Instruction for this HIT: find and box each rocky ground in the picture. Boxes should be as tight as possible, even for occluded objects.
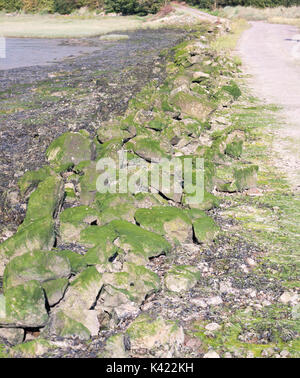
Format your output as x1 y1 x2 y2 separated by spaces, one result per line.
0 18 299 359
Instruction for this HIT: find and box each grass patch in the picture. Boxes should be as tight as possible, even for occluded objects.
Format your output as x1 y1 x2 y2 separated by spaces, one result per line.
210 18 249 52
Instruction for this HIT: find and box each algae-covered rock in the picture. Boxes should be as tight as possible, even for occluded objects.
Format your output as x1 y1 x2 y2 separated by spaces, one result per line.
234 165 258 191
57 250 87 274
225 138 243 158
46 131 91 171
0 280 48 328
78 161 98 206
127 136 170 163
186 191 219 211
126 314 184 352
59 206 100 243
165 265 200 293
0 327 24 346
42 278 69 307
24 175 64 224
18 165 52 198
95 193 136 225
101 262 160 311
110 220 172 264
97 120 136 143
170 91 213 122
102 333 128 358
134 206 193 244
0 217 55 274
82 220 171 267
45 310 90 341
11 339 56 358
193 216 219 243
57 267 103 336
3 250 71 291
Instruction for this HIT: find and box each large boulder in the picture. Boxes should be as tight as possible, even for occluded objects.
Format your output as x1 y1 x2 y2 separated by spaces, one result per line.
3 250 71 291
46 131 92 171
134 206 193 244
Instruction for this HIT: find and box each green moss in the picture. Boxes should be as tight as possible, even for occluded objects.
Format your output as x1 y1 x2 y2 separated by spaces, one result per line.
225 139 243 158
3 250 71 291
127 136 170 162
11 339 55 357
165 265 200 293
23 175 64 225
134 206 192 243
59 206 100 243
234 165 259 191
18 165 52 197
42 278 69 307
193 216 220 243
50 310 91 340
222 80 242 100
57 250 87 274
46 132 91 171
0 216 55 260
1 280 48 328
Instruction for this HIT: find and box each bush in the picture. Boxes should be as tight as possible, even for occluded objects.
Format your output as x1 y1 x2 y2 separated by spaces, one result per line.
22 0 55 13
0 0 23 12
105 0 164 15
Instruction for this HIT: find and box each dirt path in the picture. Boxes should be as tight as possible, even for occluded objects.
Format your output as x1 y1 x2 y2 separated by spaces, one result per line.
238 21 300 193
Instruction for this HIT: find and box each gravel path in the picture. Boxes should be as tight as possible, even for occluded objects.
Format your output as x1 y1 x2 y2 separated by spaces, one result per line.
238 21 300 192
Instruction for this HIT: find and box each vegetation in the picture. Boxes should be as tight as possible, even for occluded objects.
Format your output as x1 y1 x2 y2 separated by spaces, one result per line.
186 0 300 10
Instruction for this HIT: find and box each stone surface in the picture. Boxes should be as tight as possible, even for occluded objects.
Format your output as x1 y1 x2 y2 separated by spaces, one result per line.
164 265 200 293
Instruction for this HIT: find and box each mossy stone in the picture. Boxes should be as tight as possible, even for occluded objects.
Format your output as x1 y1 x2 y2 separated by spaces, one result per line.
193 216 219 243
165 265 200 293
0 280 48 328
225 139 243 158
234 165 259 191
57 250 87 274
42 278 69 307
18 165 52 198
11 339 55 357
134 206 193 244
46 132 91 171
59 206 100 243
127 136 170 163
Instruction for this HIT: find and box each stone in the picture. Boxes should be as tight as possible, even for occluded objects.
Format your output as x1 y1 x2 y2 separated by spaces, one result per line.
0 281 48 328
42 278 69 307
57 250 87 274
100 262 160 312
59 206 100 243
125 314 184 351
192 71 210 82
234 165 259 191
11 339 55 357
164 265 200 293
193 216 219 243
0 327 24 346
206 296 223 306
134 206 193 244
97 120 136 143
3 250 71 291
279 291 299 305
0 217 55 275
102 334 129 358
46 131 92 171
203 350 220 358
18 165 52 198
45 310 91 341
205 322 221 332
56 267 103 336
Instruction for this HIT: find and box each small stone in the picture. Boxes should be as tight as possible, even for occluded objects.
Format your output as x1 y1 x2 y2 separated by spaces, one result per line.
205 323 221 332
206 296 223 306
0 327 24 346
203 350 220 358
279 291 298 305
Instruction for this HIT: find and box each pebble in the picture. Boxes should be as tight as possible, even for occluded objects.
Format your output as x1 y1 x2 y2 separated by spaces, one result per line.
205 323 221 332
203 351 220 358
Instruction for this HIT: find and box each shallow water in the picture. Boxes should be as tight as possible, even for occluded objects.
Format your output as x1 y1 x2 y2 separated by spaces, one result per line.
0 37 101 70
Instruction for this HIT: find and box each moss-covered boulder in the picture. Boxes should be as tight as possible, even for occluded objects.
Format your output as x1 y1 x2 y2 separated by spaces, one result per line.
125 314 184 353
0 217 55 275
225 138 243 158
101 262 160 312
57 250 87 274
3 250 71 291
23 175 64 224
0 280 48 328
10 339 56 358
42 278 69 307
185 191 220 211
95 193 136 225
18 165 52 198
57 267 103 336
193 216 219 243
234 165 258 191
77 161 98 206
0 327 24 346
135 206 193 244
170 91 213 122
44 310 91 341
46 131 92 171
127 136 170 163
110 220 172 264
59 206 100 243
102 333 128 358
164 265 200 293
97 120 136 143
